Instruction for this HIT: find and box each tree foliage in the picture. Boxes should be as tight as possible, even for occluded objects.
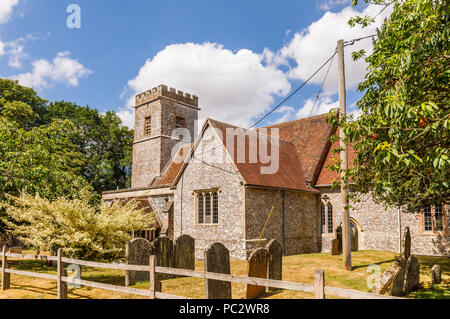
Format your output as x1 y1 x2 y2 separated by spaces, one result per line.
329 0 449 211
1 191 156 260
45 101 133 192
0 79 134 197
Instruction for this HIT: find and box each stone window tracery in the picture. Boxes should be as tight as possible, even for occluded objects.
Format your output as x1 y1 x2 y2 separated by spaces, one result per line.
321 202 334 234
196 190 219 225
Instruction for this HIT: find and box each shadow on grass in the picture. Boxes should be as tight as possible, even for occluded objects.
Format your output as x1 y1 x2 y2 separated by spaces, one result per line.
10 283 92 299
417 256 450 272
8 260 56 274
408 283 450 299
351 259 398 270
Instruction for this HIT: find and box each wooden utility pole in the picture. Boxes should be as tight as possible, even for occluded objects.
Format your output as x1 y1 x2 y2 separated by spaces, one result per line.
337 39 352 271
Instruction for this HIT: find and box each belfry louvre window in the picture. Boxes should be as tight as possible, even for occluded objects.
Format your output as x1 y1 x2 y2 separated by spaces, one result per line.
144 117 152 136
321 204 334 234
196 190 219 224
176 117 185 129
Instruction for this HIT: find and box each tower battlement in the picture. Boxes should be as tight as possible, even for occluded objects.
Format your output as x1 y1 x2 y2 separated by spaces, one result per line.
135 84 199 108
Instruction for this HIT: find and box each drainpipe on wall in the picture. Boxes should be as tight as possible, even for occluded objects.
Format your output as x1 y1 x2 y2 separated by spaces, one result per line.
398 206 402 254
282 191 287 256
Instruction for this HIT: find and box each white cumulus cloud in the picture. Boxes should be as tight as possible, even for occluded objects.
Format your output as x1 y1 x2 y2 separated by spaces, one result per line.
269 4 392 95
296 96 339 119
317 0 352 11
0 0 19 24
269 105 296 125
121 42 291 128
12 51 92 89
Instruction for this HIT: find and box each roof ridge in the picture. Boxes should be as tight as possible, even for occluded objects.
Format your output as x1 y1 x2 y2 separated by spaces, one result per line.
264 113 329 128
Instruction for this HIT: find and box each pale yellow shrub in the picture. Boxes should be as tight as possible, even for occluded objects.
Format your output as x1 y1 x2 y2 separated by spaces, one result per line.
1 191 156 260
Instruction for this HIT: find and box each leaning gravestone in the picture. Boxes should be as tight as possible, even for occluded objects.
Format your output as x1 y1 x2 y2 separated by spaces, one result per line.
350 227 358 251
431 265 441 284
266 239 282 292
246 248 269 299
403 255 420 294
376 260 403 295
154 236 175 280
174 234 195 271
336 226 343 253
125 238 153 286
205 242 231 299
391 258 406 296
331 239 340 255
402 227 411 260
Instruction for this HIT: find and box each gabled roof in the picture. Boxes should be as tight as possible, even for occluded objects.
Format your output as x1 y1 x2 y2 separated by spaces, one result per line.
264 114 335 183
315 138 357 187
171 118 317 193
150 143 193 189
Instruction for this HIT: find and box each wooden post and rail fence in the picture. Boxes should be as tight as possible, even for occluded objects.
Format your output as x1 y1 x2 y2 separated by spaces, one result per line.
0 246 402 299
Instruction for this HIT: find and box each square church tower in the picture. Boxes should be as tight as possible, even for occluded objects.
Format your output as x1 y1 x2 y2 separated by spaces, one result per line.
131 85 199 188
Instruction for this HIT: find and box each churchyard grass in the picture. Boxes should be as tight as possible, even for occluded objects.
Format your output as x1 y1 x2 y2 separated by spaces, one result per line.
0 250 447 299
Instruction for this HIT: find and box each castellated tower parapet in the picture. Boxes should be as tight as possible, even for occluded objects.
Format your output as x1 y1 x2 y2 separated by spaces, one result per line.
131 84 199 189
135 84 199 109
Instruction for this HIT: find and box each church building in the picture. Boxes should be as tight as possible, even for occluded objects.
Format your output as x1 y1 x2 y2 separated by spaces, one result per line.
102 85 449 259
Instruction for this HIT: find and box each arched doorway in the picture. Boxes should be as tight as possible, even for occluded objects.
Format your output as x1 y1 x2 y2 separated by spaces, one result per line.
336 219 359 252
350 219 359 251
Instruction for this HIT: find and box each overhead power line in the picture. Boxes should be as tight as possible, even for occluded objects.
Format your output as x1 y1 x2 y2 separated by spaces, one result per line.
248 50 338 129
309 53 336 117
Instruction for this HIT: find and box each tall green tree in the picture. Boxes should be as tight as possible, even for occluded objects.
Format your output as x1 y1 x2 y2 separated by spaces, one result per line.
0 79 47 125
329 0 449 212
45 102 133 193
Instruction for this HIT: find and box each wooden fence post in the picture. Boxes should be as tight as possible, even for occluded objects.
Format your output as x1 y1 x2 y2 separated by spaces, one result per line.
149 255 156 299
1 246 10 290
314 269 325 299
57 248 67 299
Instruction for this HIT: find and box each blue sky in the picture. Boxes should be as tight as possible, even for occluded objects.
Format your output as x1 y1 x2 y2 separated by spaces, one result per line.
0 0 392 128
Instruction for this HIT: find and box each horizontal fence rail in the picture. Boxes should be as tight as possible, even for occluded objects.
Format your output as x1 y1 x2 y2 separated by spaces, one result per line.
0 246 403 300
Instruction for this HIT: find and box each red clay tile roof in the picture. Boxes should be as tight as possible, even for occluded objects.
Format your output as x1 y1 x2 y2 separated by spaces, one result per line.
264 114 335 183
315 137 357 186
151 143 193 188
207 119 317 193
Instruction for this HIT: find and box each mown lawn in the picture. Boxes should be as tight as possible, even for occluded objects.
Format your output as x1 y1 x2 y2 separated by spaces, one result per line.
0 250 448 299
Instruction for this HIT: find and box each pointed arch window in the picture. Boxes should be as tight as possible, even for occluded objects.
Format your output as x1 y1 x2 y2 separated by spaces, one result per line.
321 203 334 234
196 190 219 225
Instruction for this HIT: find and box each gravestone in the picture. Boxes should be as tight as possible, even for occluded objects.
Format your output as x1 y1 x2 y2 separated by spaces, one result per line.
403 255 420 294
246 248 269 299
377 259 403 295
350 226 358 251
391 258 406 296
331 239 340 255
336 226 343 253
266 239 282 292
174 234 195 271
402 227 411 260
204 242 231 299
431 264 441 284
154 236 174 280
125 238 153 286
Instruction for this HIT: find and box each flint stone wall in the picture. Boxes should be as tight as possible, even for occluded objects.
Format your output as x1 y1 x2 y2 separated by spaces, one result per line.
173 126 247 260
132 95 198 188
319 187 449 256
245 188 320 258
